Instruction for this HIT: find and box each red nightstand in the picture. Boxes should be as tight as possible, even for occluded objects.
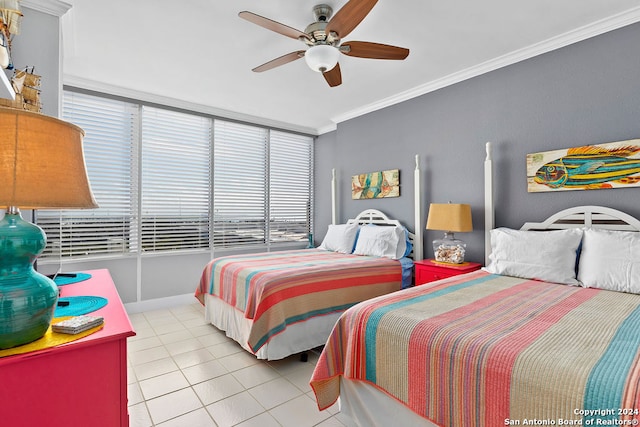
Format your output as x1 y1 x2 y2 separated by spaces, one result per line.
414 259 482 286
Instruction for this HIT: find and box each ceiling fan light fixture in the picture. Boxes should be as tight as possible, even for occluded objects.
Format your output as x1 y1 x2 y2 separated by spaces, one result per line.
304 44 339 73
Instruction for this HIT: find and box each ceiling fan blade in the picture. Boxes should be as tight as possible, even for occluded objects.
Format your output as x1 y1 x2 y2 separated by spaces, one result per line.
323 63 342 87
326 0 378 38
239 11 310 41
252 51 305 73
341 41 409 60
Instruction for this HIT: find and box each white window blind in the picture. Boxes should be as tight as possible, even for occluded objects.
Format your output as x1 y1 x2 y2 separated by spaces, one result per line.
39 92 138 258
269 131 313 243
141 107 211 252
38 90 313 260
213 121 268 247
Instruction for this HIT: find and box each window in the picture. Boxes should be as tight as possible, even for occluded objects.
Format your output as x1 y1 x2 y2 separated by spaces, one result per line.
213 121 267 247
38 92 138 258
212 122 314 248
269 130 313 244
141 107 212 252
37 90 313 260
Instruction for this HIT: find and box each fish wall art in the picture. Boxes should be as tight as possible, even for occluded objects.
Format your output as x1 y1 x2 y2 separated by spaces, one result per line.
527 139 640 192
352 169 400 199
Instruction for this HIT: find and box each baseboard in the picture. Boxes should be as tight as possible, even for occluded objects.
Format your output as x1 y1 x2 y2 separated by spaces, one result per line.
124 293 197 314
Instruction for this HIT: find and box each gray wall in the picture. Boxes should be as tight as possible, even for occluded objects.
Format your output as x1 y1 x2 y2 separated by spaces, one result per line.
10 7 61 116
314 22 640 264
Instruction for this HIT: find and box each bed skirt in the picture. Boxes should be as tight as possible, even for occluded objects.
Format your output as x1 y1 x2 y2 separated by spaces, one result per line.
204 294 341 360
338 378 438 427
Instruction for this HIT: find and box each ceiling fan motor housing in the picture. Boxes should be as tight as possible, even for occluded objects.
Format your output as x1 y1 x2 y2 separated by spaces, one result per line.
304 5 339 46
313 4 332 22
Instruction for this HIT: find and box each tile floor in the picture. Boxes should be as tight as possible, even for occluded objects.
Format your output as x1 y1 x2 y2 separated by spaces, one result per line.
127 303 347 427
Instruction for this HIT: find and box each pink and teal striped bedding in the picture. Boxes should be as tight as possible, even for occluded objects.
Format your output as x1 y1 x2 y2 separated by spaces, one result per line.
196 249 402 353
310 270 640 426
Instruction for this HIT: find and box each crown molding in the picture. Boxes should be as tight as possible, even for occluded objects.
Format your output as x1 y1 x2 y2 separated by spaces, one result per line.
21 0 71 17
316 122 338 135
330 6 640 127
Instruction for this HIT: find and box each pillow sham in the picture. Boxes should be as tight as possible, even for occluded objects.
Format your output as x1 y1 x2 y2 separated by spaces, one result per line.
577 228 640 294
353 224 407 260
319 223 359 254
484 227 583 285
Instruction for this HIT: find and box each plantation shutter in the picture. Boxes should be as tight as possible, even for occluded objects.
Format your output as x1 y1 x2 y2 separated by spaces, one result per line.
38 91 138 259
213 121 268 248
140 107 212 252
269 131 313 243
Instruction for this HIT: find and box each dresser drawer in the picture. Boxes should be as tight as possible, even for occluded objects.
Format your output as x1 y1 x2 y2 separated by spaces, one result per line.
414 259 482 286
415 268 457 285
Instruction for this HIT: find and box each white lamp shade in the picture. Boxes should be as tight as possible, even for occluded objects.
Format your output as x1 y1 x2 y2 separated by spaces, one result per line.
304 45 339 73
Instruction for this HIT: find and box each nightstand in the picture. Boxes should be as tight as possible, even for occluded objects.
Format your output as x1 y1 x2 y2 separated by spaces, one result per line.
414 259 482 286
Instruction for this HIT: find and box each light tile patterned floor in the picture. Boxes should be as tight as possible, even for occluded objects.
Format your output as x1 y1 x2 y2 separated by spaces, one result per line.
127 303 347 427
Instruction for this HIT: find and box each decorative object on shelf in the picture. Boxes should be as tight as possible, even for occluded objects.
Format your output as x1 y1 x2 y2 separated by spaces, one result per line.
0 107 97 349
13 66 40 111
426 203 473 264
352 169 400 199
527 139 640 193
0 0 22 69
0 66 41 111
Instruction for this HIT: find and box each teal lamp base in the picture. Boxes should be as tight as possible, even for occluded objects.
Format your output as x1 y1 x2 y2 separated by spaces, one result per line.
0 210 58 349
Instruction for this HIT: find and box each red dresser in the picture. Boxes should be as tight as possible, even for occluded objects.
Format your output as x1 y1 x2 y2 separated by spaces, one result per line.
0 269 135 427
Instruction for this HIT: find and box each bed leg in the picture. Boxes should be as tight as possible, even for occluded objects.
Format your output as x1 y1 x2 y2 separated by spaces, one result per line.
300 352 308 362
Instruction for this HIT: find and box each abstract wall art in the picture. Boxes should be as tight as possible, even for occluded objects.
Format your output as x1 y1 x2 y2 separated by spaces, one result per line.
352 169 400 199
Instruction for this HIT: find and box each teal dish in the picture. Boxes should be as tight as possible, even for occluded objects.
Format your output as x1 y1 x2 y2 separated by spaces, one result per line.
0 213 58 349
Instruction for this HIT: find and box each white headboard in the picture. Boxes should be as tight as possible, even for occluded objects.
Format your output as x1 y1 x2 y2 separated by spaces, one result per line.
347 209 417 259
521 206 640 232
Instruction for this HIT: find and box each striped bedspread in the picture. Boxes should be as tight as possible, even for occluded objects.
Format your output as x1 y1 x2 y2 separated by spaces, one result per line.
196 249 402 353
310 270 640 426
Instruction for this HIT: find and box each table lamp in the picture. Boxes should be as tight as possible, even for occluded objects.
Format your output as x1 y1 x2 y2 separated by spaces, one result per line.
426 203 473 264
0 107 97 349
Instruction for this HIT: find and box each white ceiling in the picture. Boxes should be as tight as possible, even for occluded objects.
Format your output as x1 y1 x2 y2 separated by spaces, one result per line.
60 0 640 135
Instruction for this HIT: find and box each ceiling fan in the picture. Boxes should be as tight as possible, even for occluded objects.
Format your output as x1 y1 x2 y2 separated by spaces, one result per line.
239 0 410 87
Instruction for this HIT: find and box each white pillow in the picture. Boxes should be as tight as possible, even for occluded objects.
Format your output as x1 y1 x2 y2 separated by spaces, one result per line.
353 225 406 260
484 227 583 285
319 223 359 254
577 228 640 293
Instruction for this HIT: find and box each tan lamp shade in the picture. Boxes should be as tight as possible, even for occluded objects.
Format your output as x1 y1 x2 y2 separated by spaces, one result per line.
426 203 473 232
0 107 98 209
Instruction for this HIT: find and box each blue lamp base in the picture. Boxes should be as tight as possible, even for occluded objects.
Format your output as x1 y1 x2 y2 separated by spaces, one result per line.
0 211 58 349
